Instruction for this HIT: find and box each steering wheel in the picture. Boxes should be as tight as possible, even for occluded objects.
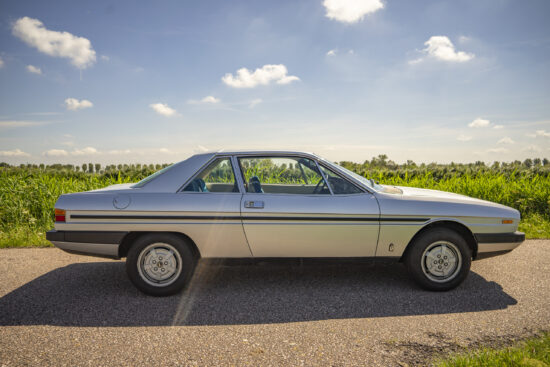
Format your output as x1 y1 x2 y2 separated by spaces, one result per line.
313 179 328 194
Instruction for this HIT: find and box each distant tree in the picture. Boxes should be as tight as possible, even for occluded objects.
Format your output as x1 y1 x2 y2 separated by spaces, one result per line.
75 166 80 172
39 163 45 170
523 158 533 168
117 164 122 170
95 163 101 173
406 160 416 167
533 158 542 166
543 158 549 166
82 163 87 172
88 163 94 173
155 164 161 170
491 161 500 169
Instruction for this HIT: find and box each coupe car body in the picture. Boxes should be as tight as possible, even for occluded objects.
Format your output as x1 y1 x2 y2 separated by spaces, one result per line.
47 151 524 295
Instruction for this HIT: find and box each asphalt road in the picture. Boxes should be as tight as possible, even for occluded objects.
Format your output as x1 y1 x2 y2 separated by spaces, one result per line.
0 240 548 366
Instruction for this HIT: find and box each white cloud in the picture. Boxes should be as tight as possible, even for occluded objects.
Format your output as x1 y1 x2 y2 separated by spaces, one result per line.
458 35 470 44
412 36 474 64
497 137 515 144
0 148 30 157
487 147 508 153
468 118 491 128
107 149 131 155
522 145 541 152
150 103 178 117
26 65 42 74
527 130 550 138
71 147 97 156
158 148 170 153
457 134 472 142
43 149 68 157
65 98 93 111
249 98 262 108
323 0 384 23
327 49 337 56
493 124 504 129
0 57 4 68
222 64 299 88
100 55 110 61
188 96 220 104
12 17 96 69
0 120 45 128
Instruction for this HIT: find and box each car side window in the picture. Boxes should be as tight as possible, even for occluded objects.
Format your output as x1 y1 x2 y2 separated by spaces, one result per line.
319 165 363 194
182 158 238 193
238 157 330 195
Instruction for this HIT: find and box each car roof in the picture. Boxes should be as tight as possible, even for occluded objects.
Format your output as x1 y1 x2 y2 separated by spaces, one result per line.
210 150 319 158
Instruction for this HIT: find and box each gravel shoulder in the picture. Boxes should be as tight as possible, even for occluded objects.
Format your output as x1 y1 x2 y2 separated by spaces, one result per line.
0 240 549 366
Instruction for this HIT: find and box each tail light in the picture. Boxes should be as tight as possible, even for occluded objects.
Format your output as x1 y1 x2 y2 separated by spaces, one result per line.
55 209 66 222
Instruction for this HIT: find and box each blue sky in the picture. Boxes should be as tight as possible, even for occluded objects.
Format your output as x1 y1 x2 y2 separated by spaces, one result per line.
1 0 549 164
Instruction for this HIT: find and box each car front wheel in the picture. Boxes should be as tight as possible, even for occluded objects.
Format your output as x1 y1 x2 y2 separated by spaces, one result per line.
126 233 196 296
405 228 472 291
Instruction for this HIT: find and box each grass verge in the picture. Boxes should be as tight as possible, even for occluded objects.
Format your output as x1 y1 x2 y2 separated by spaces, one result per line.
434 332 550 367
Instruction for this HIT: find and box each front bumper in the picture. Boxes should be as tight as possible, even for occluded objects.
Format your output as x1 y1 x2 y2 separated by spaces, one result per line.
474 231 525 260
46 230 127 259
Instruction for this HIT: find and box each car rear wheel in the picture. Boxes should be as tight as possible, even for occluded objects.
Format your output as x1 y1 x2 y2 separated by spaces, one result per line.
126 233 196 296
405 228 472 291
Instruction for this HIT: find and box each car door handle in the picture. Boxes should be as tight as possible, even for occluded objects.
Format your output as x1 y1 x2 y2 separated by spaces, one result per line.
244 200 264 209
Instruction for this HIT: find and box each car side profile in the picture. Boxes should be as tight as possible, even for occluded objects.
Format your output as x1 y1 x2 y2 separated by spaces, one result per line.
47 151 525 296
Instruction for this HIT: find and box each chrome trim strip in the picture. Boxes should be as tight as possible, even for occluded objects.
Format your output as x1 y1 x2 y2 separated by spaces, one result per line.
51 241 119 257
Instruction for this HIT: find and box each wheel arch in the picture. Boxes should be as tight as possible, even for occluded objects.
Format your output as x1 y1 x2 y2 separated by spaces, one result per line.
118 231 201 259
399 220 478 262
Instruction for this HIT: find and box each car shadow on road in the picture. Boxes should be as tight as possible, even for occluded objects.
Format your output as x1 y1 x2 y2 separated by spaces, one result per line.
0 259 517 327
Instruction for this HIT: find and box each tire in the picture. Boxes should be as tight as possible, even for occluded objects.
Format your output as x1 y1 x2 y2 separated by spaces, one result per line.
126 233 196 296
404 228 472 291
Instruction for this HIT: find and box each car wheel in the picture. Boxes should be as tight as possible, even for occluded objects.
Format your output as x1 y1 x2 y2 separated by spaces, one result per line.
126 233 196 296
405 228 472 291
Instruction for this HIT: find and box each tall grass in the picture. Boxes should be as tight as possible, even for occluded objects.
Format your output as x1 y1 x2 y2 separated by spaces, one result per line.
0 160 549 247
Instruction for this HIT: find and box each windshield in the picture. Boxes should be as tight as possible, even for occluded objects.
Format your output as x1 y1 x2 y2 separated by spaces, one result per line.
131 164 176 188
321 159 385 191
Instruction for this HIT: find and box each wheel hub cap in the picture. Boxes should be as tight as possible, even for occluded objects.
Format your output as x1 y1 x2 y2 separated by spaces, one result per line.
137 243 182 287
421 241 462 283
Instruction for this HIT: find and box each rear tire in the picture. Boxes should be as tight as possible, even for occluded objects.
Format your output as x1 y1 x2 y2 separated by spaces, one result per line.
126 233 196 296
405 228 472 291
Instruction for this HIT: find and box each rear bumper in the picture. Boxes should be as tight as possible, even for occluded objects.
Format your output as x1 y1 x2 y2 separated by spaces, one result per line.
474 231 525 260
46 230 127 259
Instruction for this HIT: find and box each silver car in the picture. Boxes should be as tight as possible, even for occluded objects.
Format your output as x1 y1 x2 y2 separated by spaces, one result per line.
47 151 524 296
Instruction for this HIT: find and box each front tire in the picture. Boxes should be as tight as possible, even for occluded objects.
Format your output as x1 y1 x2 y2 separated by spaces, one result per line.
126 233 196 296
405 228 472 291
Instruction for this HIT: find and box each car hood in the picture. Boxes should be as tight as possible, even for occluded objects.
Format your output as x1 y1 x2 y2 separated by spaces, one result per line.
392 185 513 208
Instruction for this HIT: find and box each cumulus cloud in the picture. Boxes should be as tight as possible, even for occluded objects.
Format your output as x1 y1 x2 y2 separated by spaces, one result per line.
411 36 474 64
26 65 42 74
158 148 170 153
327 49 337 56
0 148 30 157
487 147 507 153
457 134 472 142
150 103 178 117
249 98 262 108
222 64 299 88
107 149 131 155
43 149 68 157
0 56 4 68
71 147 97 156
188 96 220 104
522 145 541 152
65 98 93 111
497 137 515 144
468 118 491 128
527 130 550 138
12 17 96 69
323 0 384 23
493 124 504 129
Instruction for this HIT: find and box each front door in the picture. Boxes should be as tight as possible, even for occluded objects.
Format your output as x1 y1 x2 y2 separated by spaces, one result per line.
237 155 380 257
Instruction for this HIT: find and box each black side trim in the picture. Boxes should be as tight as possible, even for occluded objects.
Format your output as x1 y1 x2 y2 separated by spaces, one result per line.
47 230 128 244
475 231 525 244
69 214 429 222
474 250 513 260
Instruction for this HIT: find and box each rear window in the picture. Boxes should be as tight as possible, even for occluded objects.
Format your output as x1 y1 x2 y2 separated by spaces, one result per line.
132 164 176 188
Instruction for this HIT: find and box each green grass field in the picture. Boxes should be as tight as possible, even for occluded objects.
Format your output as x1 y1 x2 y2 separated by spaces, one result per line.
434 332 550 367
1 158 549 248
